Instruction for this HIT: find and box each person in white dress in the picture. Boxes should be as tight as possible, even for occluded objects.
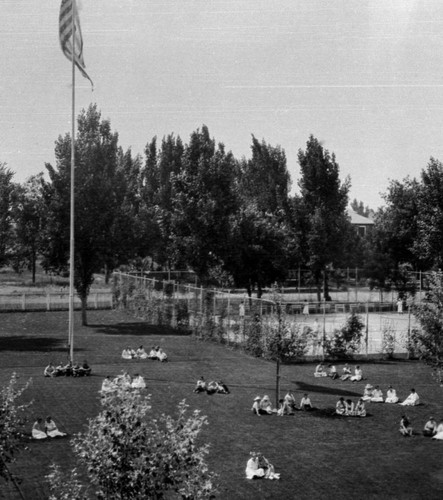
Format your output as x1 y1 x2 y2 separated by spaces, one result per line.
341 364 352 380
148 347 159 359
122 347 133 360
135 346 148 359
355 398 366 417
314 362 327 377
432 419 443 440
361 384 374 401
245 453 265 479
193 376 207 393
45 416 67 438
423 416 437 437
350 366 363 382
157 348 168 362
44 363 56 377
335 397 347 415
251 396 262 416
32 418 47 439
101 376 115 394
257 453 280 480
260 395 275 414
399 388 419 406
385 385 399 403
370 386 384 403
131 373 146 389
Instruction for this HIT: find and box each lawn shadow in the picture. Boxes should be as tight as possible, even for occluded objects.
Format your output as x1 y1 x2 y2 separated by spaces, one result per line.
88 322 191 336
0 336 80 352
294 381 362 397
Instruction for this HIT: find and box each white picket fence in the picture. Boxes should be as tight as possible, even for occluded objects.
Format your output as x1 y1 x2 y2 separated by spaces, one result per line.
0 292 113 312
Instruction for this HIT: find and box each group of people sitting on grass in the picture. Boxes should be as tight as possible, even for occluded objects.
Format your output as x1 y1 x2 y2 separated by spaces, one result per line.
100 371 147 393
335 397 367 417
251 392 315 416
193 376 230 394
32 416 67 439
245 451 280 480
314 362 363 382
44 360 91 377
122 345 168 362
400 415 443 439
360 384 420 406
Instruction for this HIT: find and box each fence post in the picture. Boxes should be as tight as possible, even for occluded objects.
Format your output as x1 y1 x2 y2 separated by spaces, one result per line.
365 301 369 356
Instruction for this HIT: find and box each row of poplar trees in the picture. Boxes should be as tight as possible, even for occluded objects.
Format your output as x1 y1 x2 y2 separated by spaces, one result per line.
0 104 366 323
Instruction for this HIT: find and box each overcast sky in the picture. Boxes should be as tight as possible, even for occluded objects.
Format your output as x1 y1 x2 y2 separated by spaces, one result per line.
2 0 443 208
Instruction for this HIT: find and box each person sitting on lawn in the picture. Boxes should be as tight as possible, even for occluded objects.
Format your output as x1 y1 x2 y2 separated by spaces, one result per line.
345 399 355 415
217 380 230 394
54 361 66 377
44 362 56 377
32 418 47 439
350 365 363 382
245 452 266 479
277 398 293 416
423 416 437 437
399 415 413 436
432 419 443 440
122 347 134 360
328 364 339 380
300 393 313 411
260 395 275 414
251 396 263 416
114 371 132 389
148 346 158 359
45 416 67 438
72 362 82 377
314 362 327 377
206 380 220 395
284 392 297 411
131 373 146 390
400 388 420 406
341 363 352 380
257 452 280 480
193 376 207 393
385 385 399 403
362 384 374 401
335 397 347 415
157 347 168 362
370 385 384 403
355 398 366 417
135 345 148 359
80 360 92 376
100 376 114 394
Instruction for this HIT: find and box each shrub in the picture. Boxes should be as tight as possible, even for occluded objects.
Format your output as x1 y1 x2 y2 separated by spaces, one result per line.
324 312 364 359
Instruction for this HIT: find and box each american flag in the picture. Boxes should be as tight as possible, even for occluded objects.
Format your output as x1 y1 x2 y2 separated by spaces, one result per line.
59 0 93 87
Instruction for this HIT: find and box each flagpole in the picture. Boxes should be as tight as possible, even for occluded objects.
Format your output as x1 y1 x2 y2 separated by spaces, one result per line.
68 0 76 363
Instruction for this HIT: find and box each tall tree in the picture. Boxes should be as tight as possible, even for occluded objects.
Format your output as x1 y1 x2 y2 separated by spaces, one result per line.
10 174 46 281
297 136 350 301
0 164 15 268
169 125 240 282
44 104 128 324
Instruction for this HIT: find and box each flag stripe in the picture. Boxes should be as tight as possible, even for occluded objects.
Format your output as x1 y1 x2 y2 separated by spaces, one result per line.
59 0 93 87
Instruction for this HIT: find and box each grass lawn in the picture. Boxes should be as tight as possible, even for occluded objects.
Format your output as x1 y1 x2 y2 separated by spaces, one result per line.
1 310 443 499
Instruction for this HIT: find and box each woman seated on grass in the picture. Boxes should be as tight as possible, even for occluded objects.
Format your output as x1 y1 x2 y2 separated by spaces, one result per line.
432 419 443 440
328 364 339 380
245 452 266 479
300 393 313 411
73 360 92 377
252 396 265 416
44 362 56 377
206 381 220 395
157 348 168 362
135 345 148 359
193 376 207 393
131 373 146 389
370 385 384 403
355 398 366 417
361 384 373 401
45 416 67 438
385 385 399 403
314 362 328 377
345 399 355 415
335 397 347 415
350 365 363 382
257 453 280 480
277 398 292 416
148 346 158 359
423 416 437 437
341 363 352 380
399 415 413 436
122 347 134 360
400 388 420 406
217 380 230 394
260 395 275 414
284 392 296 410
100 376 115 394
32 418 47 439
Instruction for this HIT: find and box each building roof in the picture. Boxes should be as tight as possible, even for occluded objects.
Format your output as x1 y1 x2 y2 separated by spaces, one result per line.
347 209 374 225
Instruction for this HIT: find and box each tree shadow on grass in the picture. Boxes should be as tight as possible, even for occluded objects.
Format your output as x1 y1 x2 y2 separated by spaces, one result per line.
0 336 83 353
293 381 362 398
88 322 191 337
